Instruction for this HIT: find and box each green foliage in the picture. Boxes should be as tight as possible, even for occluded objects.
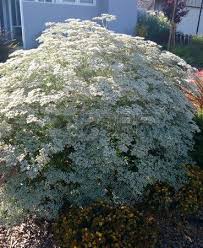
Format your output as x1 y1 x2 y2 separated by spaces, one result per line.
192 112 203 169
144 165 203 215
172 36 203 69
162 0 188 24
143 182 175 212
53 202 159 248
136 10 170 45
0 33 15 62
176 165 203 214
53 165 203 247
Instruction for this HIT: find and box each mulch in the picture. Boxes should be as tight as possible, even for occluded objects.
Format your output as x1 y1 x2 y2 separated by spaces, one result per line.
0 218 57 248
157 210 203 248
0 210 202 248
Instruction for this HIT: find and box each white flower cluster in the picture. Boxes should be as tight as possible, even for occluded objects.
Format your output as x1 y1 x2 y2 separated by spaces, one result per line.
0 17 198 224
138 9 170 24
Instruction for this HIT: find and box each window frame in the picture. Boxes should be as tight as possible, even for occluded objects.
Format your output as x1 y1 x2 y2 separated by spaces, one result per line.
23 0 96 6
60 0 96 6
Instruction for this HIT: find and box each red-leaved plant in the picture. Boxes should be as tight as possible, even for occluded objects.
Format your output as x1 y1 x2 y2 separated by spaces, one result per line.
162 0 189 24
184 70 203 114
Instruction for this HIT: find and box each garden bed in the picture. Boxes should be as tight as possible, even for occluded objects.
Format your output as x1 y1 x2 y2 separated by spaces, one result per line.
0 16 203 248
0 218 56 248
0 209 202 248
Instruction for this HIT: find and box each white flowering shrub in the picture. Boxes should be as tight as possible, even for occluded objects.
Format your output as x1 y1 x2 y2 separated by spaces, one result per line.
0 18 198 224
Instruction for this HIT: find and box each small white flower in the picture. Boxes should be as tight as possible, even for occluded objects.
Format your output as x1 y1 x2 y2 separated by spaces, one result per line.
0 17 196 224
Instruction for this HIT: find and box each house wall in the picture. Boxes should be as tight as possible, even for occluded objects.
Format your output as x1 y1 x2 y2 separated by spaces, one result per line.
97 0 108 13
20 0 137 49
1 0 11 34
154 0 203 35
20 1 100 49
108 0 137 35
0 0 4 31
177 7 203 35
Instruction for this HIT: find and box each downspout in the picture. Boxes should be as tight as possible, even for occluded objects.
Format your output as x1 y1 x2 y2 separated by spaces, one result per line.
196 0 203 35
8 0 14 39
167 0 178 50
150 0 156 10
19 0 26 48
2 0 9 34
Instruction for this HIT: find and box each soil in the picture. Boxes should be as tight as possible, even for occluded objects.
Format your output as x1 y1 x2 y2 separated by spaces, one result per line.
157 210 203 248
0 218 57 248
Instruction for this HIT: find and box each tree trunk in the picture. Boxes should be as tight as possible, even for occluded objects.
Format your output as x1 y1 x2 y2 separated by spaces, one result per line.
167 0 178 50
171 22 177 48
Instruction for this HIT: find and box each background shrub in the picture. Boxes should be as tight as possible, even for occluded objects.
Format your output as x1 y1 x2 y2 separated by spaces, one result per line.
143 182 175 212
176 165 203 214
0 33 16 62
53 165 203 247
144 165 203 215
0 17 198 224
192 113 203 169
181 70 203 168
136 11 203 70
136 10 170 45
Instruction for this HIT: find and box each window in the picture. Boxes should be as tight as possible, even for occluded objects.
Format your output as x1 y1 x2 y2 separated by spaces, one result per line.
186 0 202 8
62 0 75 2
61 0 95 5
38 0 54 2
11 0 21 27
24 0 96 5
0 0 4 31
79 0 94 4
25 0 55 2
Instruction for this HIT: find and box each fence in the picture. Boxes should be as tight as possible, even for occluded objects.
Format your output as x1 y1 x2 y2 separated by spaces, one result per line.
175 32 193 45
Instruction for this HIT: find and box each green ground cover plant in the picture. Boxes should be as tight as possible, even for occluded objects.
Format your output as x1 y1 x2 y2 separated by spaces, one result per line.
53 165 203 247
53 202 159 248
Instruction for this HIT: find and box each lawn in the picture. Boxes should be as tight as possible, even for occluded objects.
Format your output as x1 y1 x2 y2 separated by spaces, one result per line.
172 36 203 69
